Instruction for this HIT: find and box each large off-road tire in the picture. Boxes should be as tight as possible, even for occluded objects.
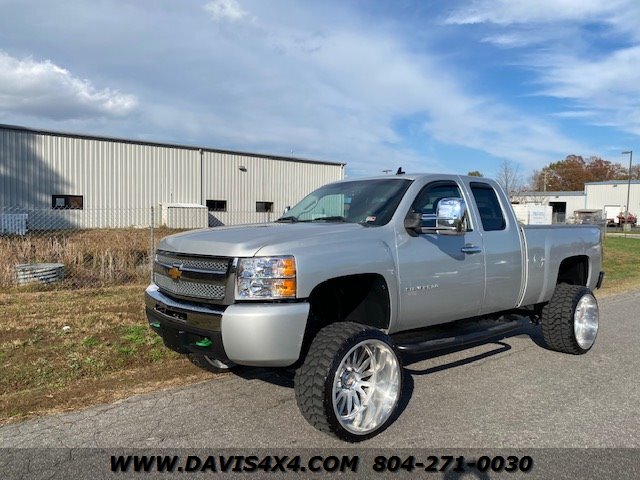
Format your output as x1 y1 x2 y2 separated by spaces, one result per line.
294 322 403 442
541 283 599 354
187 353 236 373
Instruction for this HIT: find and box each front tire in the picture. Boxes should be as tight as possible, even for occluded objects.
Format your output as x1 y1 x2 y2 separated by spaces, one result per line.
541 283 599 354
294 322 402 442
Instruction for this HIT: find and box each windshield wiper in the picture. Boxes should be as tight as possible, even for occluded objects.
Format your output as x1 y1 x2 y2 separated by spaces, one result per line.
312 216 348 222
276 215 299 222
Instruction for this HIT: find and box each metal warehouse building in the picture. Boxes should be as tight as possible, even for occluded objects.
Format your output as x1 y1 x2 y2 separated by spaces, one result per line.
512 191 586 223
584 180 640 222
514 180 640 224
0 124 344 231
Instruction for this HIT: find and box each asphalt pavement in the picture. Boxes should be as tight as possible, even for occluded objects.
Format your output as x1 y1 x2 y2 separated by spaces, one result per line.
1 289 639 449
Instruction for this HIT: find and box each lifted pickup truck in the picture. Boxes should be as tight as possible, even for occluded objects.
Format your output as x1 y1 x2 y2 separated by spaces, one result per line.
146 174 603 441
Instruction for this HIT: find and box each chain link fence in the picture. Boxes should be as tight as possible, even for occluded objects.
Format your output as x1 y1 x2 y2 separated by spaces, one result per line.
0 206 275 291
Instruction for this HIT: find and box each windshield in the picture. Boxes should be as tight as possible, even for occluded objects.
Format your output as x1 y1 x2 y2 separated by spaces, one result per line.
278 178 413 226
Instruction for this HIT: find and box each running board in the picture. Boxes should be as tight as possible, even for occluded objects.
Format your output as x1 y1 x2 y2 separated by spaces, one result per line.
395 319 525 356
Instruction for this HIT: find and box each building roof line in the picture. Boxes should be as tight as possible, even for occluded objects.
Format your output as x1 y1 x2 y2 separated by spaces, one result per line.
516 191 585 196
585 180 640 185
0 123 346 167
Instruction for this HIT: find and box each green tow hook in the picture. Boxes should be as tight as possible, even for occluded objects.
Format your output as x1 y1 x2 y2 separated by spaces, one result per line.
196 338 212 348
150 322 161 329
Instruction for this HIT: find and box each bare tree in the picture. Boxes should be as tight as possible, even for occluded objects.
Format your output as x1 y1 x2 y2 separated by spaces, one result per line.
495 160 522 197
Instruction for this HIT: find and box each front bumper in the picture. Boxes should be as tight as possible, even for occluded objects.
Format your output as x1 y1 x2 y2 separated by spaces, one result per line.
145 284 310 367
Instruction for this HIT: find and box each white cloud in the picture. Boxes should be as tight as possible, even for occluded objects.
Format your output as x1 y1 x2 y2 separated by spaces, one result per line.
446 0 628 26
0 1 589 175
447 0 640 136
204 0 247 22
141 4 585 172
0 51 137 120
532 46 640 135
551 110 599 119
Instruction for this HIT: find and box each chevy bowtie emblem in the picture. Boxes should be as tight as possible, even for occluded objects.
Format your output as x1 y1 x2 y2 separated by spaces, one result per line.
168 265 183 281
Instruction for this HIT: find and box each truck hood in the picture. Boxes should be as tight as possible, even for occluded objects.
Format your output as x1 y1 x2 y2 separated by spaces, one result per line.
158 222 367 258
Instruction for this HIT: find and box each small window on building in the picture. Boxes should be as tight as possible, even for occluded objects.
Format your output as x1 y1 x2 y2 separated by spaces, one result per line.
206 200 227 212
52 195 84 210
256 201 273 213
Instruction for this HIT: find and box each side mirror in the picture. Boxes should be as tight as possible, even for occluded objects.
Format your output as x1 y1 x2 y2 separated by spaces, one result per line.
405 197 467 235
435 198 467 235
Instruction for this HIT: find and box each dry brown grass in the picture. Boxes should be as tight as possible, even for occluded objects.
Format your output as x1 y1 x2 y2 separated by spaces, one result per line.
0 284 216 425
0 227 178 290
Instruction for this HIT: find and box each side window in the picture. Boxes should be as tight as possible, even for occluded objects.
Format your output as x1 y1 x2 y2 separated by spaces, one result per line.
52 195 83 210
470 182 506 231
256 201 273 213
411 182 465 229
206 200 227 212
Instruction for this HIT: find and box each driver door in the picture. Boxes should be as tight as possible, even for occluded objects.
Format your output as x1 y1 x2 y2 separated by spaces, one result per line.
396 180 486 330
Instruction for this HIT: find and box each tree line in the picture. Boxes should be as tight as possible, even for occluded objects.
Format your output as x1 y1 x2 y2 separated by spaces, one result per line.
468 155 639 194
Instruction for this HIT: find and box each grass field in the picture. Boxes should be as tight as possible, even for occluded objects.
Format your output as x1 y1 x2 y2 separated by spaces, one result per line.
0 285 211 424
600 236 640 294
0 235 638 424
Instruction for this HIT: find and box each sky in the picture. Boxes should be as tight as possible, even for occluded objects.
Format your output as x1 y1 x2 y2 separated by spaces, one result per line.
0 0 638 180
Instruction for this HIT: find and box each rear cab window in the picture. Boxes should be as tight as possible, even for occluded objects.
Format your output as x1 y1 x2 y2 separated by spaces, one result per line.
470 182 506 231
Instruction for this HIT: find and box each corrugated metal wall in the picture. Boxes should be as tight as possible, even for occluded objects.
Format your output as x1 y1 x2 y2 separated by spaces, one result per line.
585 183 640 217
202 151 345 225
0 126 344 229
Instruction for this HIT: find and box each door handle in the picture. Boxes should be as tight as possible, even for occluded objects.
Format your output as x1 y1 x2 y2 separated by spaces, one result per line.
461 244 482 254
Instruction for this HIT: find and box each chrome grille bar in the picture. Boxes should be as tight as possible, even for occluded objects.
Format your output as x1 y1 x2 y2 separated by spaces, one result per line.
153 251 232 302
156 250 230 274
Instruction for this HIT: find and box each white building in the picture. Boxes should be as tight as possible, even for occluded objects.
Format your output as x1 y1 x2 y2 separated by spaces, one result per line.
584 181 640 222
0 124 345 230
512 191 585 223
514 180 640 224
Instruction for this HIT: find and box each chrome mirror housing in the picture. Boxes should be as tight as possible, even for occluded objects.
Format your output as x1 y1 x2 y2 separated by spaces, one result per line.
405 198 467 235
435 198 466 235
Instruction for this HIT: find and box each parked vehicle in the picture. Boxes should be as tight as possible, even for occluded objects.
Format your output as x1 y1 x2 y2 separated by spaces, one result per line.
574 209 603 225
145 174 604 441
616 212 637 226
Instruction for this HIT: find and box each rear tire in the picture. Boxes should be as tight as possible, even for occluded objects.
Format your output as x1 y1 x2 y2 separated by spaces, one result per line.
187 353 236 373
541 283 599 354
294 322 403 442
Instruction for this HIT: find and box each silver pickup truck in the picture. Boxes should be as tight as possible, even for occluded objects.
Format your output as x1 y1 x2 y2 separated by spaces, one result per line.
145 173 604 441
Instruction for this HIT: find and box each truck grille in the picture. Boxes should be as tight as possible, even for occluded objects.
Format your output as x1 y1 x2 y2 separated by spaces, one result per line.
155 251 230 274
153 273 226 300
154 251 231 302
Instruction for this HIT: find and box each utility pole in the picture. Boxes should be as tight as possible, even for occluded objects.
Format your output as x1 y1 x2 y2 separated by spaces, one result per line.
622 150 633 233
543 171 547 192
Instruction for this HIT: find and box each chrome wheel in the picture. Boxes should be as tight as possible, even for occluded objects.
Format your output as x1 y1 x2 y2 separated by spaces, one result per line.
574 294 599 350
331 339 401 435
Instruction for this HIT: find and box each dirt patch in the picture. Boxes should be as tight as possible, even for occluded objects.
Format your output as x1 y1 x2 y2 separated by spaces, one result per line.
0 362 216 425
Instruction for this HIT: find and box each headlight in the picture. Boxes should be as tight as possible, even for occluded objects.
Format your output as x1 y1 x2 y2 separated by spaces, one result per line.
236 256 297 299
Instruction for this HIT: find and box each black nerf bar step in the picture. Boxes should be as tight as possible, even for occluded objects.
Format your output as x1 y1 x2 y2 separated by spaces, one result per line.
395 319 526 356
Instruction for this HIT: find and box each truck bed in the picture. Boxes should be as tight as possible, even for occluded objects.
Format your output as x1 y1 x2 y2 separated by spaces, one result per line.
518 224 602 307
